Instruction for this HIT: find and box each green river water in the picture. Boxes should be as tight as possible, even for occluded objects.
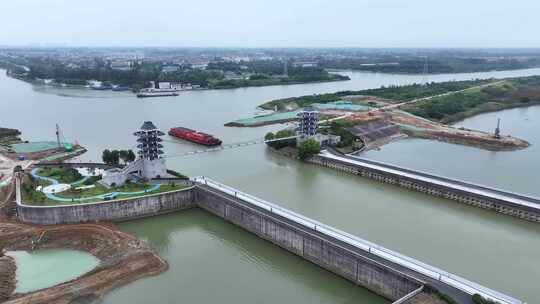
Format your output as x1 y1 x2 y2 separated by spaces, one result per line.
1 68 540 303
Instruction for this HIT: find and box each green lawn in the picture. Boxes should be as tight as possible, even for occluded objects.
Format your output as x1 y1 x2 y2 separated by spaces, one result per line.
37 167 82 184
23 178 191 206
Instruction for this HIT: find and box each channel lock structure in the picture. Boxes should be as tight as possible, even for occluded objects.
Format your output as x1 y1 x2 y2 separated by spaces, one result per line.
101 121 167 187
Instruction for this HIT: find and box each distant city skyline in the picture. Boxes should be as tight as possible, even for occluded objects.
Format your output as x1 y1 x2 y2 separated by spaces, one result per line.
1 0 539 48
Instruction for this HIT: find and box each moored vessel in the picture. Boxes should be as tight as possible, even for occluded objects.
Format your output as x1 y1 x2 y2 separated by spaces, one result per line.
168 127 222 146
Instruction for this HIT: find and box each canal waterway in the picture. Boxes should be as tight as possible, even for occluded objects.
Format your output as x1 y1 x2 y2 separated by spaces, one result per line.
1 68 540 303
6 250 99 293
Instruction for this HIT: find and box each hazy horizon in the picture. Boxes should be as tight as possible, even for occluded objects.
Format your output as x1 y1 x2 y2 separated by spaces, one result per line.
1 0 539 48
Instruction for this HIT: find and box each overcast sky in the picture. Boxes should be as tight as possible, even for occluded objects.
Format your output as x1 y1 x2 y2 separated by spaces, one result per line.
1 0 539 48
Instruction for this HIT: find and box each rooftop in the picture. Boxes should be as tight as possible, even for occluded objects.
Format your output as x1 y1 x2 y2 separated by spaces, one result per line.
140 121 158 131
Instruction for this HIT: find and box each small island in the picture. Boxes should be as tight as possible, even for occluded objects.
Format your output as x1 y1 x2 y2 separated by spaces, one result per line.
248 76 540 153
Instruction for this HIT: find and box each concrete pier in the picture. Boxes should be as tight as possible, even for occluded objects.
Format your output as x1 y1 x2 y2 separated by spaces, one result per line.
311 151 540 223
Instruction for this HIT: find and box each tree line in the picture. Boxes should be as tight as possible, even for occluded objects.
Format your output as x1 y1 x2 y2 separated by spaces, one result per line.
102 149 136 166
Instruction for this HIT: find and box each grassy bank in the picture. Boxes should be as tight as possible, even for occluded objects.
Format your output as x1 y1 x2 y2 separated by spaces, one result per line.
402 76 540 123
260 79 492 111
210 73 349 89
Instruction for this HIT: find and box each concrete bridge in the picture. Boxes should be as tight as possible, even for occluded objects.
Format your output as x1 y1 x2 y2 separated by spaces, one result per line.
193 177 524 304
313 151 540 223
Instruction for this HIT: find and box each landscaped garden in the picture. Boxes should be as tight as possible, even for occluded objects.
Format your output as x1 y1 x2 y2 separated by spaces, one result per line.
22 167 190 206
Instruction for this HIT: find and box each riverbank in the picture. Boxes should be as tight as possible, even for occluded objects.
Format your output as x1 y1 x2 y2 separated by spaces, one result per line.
5 69 350 94
401 77 540 124
429 100 540 125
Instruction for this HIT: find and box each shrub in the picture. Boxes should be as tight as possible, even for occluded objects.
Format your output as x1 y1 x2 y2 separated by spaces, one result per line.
297 139 321 160
424 285 458 304
472 294 500 304
265 130 296 149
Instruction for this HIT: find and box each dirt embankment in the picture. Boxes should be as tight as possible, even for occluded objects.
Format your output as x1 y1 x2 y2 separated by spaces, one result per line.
346 111 530 152
0 217 167 303
0 254 16 302
1 222 168 304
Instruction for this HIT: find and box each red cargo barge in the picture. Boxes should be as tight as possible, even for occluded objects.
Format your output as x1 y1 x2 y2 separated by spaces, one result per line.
168 127 222 146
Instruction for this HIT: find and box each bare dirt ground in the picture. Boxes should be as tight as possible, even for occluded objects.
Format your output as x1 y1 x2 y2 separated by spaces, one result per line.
344 110 529 152
0 153 33 188
0 185 168 304
0 254 16 302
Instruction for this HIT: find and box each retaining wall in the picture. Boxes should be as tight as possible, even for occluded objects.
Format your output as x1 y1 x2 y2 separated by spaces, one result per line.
195 185 422 302
17 188 196 225
309 155 540 223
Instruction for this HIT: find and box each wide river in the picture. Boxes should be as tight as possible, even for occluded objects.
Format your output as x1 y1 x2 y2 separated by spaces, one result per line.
1 68 540 303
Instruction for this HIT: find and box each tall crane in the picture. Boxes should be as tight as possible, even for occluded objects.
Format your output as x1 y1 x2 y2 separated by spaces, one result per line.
494 118 501 139
55 124 73 151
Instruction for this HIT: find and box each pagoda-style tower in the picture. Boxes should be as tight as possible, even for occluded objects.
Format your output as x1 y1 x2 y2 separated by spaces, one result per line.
134 121 165 160
297 107 319 138
101 121 168 187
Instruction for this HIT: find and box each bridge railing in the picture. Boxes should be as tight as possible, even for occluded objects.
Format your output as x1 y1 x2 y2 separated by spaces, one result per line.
192 176 524 304
162 136 299 159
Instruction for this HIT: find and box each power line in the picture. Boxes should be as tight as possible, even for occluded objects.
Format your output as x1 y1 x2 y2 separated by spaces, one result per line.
162 136 298 159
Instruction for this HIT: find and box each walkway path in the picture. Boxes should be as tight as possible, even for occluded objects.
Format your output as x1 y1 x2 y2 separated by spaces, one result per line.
30 168 161 202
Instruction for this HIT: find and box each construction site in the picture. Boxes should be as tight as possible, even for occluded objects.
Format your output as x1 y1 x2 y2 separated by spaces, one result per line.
0 219 168 304
0 122 185 304
341 110 529 152
232 88 530 153
0 125 86 191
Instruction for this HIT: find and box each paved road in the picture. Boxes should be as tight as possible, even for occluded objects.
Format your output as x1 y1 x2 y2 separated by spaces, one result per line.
0 153 33 188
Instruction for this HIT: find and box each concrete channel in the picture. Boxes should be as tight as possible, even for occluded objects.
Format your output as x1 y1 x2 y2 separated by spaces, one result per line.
192 177 523 304
14 171 525 304
312 151 540 223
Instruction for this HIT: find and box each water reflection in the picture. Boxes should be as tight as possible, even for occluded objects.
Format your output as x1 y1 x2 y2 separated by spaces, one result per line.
109 209 388 304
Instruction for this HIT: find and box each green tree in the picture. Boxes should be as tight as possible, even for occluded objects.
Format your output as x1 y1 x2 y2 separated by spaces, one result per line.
126 150 136 163
265 130 296 149
297 139 321 160
264 132 275 141
110 150 120 165
102 149 120 165
119 150 129 164
102 149 112 165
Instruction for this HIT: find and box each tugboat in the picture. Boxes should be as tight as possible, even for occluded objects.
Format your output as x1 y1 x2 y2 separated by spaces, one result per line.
168 127 222 146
